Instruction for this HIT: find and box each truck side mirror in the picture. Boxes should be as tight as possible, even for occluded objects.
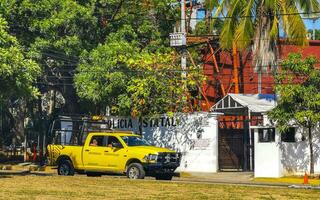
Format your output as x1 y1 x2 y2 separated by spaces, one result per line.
112 142 123 149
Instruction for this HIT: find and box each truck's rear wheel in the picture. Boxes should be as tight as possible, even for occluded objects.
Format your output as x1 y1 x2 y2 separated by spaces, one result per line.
155 173 173 180
126 163 145 179
58 159 75 176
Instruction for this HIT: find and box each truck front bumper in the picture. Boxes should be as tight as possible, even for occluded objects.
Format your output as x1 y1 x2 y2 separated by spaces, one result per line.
143 163 180 174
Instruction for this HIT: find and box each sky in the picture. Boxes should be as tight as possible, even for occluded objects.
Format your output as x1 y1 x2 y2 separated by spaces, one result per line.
304 18 320 31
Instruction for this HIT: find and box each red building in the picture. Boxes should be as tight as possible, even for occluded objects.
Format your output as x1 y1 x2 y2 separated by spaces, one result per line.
201 40 320 110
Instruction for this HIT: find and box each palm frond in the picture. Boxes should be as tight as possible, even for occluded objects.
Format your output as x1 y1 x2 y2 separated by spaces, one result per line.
220 0 243 49
297 0 320 18
234 0 255 50
269 0 281 40
204 0 219 11
209 0 228 32
280 4 308 45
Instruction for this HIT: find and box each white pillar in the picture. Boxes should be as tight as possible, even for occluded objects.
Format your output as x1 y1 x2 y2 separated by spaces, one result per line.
207 112 223 172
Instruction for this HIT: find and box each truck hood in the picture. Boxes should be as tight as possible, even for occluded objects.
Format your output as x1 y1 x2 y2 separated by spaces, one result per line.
127 146 175 154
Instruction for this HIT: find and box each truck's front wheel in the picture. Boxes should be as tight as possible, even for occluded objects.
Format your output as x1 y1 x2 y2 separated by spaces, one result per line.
126 163 145 179
58 159 75 176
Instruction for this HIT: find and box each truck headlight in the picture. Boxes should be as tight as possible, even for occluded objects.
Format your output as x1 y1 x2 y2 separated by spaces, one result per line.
144 154 158 161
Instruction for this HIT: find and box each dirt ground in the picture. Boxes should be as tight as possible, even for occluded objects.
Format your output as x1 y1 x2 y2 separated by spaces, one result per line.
0 175 319 200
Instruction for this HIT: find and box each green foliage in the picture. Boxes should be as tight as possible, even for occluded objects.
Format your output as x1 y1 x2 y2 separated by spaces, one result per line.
0 16 40 102
73 0 204 117
269 53 320 174
0 0 203 118
194 19 223 35
269 53 320 131
308 29 320 40
75 39 205 117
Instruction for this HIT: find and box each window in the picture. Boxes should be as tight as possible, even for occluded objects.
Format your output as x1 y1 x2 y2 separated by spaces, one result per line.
89 136 107 146
281 127 296 143
258 128 275 143
107 136 123 148
121 136 151 146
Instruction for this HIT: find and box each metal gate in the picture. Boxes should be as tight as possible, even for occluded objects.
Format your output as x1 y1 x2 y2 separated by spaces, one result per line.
218 128 254 171
218 129 244 170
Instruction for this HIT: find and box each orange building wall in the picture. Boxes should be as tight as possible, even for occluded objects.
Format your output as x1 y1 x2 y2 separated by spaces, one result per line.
201 40 320 111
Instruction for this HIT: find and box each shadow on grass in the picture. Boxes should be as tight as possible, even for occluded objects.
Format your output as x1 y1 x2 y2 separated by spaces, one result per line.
0 175 12 179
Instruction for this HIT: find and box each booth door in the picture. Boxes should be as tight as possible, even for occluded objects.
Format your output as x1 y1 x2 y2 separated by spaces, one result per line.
218 129 244 170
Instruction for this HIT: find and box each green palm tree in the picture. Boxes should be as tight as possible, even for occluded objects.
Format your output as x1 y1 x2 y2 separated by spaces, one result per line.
205 0 320 92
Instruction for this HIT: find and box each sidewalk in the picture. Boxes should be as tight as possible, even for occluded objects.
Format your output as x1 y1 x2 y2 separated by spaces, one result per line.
175 172 318 188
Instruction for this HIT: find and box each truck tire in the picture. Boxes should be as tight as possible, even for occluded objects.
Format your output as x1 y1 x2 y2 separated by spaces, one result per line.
155 174 173 180
58 159 75 176
126 163 145 179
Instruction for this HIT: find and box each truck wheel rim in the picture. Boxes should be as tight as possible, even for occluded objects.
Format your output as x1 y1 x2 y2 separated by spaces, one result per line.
59 164 69 175
128 167 139 179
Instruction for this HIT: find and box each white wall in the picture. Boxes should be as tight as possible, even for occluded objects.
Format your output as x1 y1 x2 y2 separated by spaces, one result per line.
58 112 221 173
253 127 283 178
142 112 221 173
280 126 320 175
254 125 320 177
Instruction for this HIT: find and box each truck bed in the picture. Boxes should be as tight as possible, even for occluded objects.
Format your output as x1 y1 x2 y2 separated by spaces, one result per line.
47 144 83 168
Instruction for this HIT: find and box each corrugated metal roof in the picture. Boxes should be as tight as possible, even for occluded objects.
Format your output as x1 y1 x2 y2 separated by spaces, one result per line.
211 93 277 114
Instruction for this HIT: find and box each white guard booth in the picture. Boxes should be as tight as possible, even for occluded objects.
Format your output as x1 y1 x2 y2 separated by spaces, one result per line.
212 93 320 177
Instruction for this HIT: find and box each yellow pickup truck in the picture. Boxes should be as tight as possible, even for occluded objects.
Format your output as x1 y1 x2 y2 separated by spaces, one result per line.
47 132 181 180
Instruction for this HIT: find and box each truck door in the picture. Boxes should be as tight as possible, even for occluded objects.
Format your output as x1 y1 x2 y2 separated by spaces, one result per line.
82 135 110 170
104 136 127 171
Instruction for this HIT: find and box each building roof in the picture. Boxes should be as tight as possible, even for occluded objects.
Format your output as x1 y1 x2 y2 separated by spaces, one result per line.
211 93 277 115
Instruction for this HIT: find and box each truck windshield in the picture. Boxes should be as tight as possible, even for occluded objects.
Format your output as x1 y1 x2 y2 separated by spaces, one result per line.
121 136 151 146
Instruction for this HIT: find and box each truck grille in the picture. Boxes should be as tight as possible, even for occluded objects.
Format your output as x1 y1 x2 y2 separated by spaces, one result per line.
157 152 181 164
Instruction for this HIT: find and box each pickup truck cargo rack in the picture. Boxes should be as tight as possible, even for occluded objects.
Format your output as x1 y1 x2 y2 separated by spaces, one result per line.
48 115 136 146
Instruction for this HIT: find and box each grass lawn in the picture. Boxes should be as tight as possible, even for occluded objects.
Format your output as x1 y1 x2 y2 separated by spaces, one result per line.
0 175 319 200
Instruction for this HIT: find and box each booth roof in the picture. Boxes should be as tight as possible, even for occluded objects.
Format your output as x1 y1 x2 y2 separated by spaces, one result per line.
211 93 277 115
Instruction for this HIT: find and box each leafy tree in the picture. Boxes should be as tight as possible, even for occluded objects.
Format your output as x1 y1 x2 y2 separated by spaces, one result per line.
0 0 102 115
0 17 40 101
74 1 205 117
0 16 41 142
0 0 204 141
268 53 320 175
0 0 183 116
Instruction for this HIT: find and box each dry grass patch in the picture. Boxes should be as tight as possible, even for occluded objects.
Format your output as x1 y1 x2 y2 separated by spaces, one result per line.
0 175 319 200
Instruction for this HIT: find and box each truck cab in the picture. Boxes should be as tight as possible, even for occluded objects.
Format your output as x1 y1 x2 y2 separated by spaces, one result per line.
48 132 181 180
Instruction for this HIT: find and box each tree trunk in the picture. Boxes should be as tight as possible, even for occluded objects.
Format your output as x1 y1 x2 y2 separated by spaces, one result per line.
308 126 314 175
11 99 27 144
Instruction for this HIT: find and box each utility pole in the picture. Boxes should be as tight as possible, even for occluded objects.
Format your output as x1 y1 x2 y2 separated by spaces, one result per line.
181 0 187 79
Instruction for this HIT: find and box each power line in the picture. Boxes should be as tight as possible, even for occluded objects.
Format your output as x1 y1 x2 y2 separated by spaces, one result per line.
3 9 320 20
34 81 310 87
180 11 320 20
